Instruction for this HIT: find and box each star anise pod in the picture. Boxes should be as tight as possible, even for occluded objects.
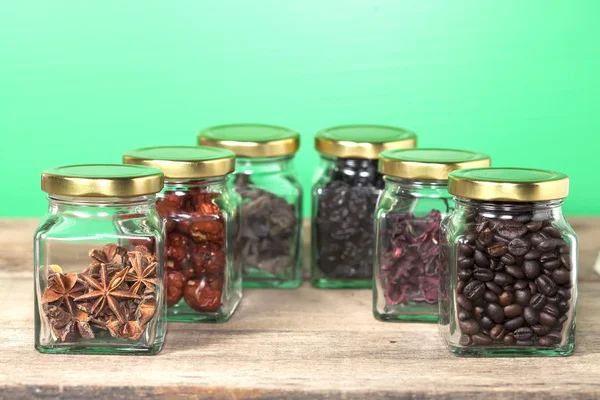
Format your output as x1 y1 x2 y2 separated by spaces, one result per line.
72 309 95 339
75 264 141 324
126 251 158 294
44 305 77 342
41 271 85 315
134 245 156 263
85 243 128 275
136 294 157 326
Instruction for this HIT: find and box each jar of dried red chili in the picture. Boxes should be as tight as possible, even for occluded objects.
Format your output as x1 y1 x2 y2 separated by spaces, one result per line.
34 164 166 355
123 146 241 323
373 149 490 322
198 124 302 289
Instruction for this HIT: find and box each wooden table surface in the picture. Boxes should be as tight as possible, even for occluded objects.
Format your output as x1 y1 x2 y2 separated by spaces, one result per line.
1 218 599 399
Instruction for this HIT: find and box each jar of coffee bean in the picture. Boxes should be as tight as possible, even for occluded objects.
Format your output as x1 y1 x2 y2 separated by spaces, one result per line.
124 146 242 323
199 124 303 289
439 168 577 356
373 149 490 322
311 125 417 288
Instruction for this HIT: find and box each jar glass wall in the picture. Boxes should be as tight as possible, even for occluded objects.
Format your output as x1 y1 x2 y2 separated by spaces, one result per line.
124 146 241 323
439 168 577 357
311 125 417 289
34 165 166 355
198 124 302 288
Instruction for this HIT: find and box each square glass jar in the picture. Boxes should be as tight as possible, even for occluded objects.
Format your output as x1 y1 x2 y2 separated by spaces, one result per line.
34 165 166 355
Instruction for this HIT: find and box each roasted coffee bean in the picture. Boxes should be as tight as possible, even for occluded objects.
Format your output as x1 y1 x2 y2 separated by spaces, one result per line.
557 287 571 301
530 233 547 247
503 333 516 345
463 232 477 243
542 258 561 271
480 316 495 330
552 268 570 285
475 220 489 233
513 327 533 341
498 291 514 306
516 340 534 346
504 304 522 319
474 250 490 268
558 300 570 313
459 244 474 257
523 307 539 325
515 256 525 265
539 312 558 326
500 253 516 265
474 306 484 319
514 280 529 290
560 253 571 270
472 333 493 345
540 252 558 263
508 238 530 256
559 245 570 254
526 221 543 232
457 281 466 294
531 324 552 336
459 319 480 335
541 226 562 238
475 241 486 251
546 295 559 304
486 303 505 323
514 290 531 306
524 249 541 260
493 272 514 286
459 334 473 346
490 324 507 341
458 257 475 269
505 265 525 279
484 291 500 304
458 309 472 321
497 221 527 239
504 316 525 331
542 303 559 318
485 282 503 295
487 242 508 257
529 282 537 295
538 239 559 253
523 260 541 280
473 268 494 282
546 330 563 344
514 213 532 223
478 230 493 246
536 275 558 296
530 293 547 310
458 270 473 281
503 284 515 293
490 259 504 272
557 314 568 325
456 294 472 312
464 281 486 300
538 336 555 347
493 234 511 244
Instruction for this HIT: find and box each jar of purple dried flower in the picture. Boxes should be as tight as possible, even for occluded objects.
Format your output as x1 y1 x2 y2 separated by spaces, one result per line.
373 149 490 322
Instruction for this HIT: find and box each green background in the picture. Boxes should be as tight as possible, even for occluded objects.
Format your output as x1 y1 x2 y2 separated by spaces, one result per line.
1 1 597 216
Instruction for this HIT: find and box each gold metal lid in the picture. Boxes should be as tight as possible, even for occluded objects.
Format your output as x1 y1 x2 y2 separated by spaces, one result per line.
41 164 164 197
315 125 416 159
448 168 569 202
123 146 235 179
197 124 300 158
379 148 491 180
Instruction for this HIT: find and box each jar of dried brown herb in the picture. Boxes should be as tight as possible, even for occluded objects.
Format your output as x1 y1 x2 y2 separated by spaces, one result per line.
34 164 166 355
199 124 303 289
311 125 417 289
373 149 490 322
123 146 241 323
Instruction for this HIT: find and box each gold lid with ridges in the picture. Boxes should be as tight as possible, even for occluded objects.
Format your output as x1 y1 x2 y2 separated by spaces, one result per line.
379 148 491 180
123 146 235 179
448 167 569 202
41 164 164 197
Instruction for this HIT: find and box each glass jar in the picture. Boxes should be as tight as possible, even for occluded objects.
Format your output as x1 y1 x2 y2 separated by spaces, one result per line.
34 164 166 355
311 125 417 289
123 146 241 323
439 168 577 356
198 124 303 289
374 149 490 322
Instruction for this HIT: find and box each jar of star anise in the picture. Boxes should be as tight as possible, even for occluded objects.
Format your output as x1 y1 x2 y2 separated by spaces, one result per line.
198 124 302 289
123 146 241 323
311 125 416 289
373 149 490 322
34 164 166 355
439 168 577 356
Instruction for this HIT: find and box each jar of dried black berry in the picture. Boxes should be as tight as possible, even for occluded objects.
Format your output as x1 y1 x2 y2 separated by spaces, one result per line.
311 125 417 288
439 168 577 356
198 124 303 289
374 149 490 322
123 146 241 323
